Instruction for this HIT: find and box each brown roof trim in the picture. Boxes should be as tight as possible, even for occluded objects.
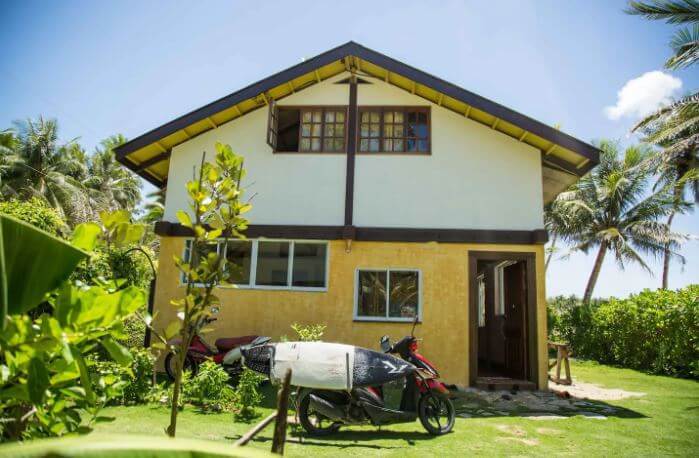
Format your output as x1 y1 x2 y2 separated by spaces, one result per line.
116 41 599 183
154 221 548 245
115 42 355 160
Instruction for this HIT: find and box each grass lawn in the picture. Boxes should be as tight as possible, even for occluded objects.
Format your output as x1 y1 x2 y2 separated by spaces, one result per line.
94 360 699 457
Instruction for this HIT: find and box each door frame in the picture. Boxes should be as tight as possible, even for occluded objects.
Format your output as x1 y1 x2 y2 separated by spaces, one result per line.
468 251 539 386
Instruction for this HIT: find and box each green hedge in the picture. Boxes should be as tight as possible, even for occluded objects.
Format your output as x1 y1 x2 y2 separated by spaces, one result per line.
548 285 699 378
0 198 65 236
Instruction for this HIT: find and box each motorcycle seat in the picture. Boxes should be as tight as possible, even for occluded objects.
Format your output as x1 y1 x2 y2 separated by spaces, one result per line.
215 335 258 352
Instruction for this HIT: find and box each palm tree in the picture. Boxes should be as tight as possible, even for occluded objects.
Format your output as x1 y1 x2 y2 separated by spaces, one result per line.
0 117 92 224
627 1 699 69
627 1 699 287
554 140 688 303
633 97 699 287
142 187 166 223
85 134 142 213
544 199 574 272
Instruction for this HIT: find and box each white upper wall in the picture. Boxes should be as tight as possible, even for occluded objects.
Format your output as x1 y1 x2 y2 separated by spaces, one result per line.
164 76 348 225
354 79 543 230
163 72 544 230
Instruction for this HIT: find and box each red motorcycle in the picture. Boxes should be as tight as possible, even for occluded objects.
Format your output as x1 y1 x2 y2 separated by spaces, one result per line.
297 318 455 436
164 317 260 383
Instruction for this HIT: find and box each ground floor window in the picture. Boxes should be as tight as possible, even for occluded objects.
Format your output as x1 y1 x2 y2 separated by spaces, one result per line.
181 239 328 291
354 269 421 321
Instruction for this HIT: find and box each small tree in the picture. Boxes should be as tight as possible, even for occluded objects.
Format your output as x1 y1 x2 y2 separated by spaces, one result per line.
161 143 249 437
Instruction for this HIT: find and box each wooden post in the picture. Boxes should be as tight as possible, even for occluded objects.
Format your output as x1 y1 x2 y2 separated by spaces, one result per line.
271 369 293 455
548 341 572 385
235 414 276 447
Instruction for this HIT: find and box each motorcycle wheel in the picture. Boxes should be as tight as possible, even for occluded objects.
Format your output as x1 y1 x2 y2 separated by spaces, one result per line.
298 393 341 436
418 392 455 435
164 353 197 382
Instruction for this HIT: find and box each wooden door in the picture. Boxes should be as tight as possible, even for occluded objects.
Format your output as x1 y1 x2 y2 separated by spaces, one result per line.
503 262 527 379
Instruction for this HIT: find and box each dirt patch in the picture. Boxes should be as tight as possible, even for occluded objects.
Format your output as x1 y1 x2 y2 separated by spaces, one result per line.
550 379 645 401
495 424 527 437
536 427 563 435
494 425 539 446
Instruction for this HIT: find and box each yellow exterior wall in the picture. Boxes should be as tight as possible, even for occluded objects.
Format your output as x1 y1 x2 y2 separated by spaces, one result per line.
153 237 548 389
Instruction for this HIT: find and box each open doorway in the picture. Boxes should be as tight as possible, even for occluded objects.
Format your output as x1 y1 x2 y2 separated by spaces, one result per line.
469 252 538 388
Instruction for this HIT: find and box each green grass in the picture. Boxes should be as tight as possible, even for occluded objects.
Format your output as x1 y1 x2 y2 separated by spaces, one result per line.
94 361 699 457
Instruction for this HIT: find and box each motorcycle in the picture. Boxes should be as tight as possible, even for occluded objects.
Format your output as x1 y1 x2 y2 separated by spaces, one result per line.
297 318 456 436
164 317 266 384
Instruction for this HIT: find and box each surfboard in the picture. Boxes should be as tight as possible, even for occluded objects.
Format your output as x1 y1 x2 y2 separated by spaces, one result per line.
241 341 415 390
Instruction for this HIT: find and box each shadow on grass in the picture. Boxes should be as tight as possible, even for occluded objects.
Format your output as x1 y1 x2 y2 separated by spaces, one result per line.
227 428 437 450
451 389 646 420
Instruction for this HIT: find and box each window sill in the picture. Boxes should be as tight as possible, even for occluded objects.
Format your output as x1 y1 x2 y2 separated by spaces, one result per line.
353 317 422 323
179 283 327 293
273 150 346 155
357 151 431 155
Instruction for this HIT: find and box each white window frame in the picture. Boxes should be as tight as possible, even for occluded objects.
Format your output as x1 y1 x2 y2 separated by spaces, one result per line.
477 273 486 328
179 238 329 292
353 268 423 322
493 260 516 316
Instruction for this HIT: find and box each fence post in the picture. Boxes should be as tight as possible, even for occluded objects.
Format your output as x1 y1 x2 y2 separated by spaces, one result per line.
271 369 293 455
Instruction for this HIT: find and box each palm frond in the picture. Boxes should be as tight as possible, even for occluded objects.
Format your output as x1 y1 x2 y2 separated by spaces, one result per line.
626 0 699 24
666 23 699 68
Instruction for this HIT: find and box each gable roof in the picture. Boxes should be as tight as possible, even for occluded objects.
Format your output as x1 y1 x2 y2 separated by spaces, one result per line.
115 41 599 201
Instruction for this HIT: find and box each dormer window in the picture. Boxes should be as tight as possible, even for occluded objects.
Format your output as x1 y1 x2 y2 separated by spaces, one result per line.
358 107 430 154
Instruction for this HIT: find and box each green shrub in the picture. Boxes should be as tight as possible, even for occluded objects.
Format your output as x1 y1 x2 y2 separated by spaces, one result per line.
0 197 66 236
232 368 264 420
182 361 234 412
89 348 154 406
548 286 699 378
71 246 155 289
290 322 326 342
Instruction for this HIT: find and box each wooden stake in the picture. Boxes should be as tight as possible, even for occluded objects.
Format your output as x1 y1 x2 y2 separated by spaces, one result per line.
235 413 275 447
271 369 293 455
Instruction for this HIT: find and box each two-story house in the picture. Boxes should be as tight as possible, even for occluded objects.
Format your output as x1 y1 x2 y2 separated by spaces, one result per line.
116 42 599 389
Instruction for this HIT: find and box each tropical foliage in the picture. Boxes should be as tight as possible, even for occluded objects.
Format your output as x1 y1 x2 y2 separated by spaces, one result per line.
0 198 65 236
548 285 699 378
0 118 145 228
547 140 688 303
627 0 699 287
0 212 147 441
146 142 250 437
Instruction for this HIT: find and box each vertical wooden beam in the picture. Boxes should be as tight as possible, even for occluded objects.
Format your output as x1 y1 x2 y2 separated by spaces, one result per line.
344 76 358 228
271 369 292 455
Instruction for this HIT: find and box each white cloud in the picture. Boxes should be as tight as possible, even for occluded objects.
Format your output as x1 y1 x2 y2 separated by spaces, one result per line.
604 71 682 121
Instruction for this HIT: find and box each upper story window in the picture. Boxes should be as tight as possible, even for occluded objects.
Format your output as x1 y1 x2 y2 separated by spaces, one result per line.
300 108 346 152
358 107 430 154
267 102 347 153
267 103 430 154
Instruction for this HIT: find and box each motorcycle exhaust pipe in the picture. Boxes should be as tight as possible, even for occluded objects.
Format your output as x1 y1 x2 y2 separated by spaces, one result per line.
308 394 346 422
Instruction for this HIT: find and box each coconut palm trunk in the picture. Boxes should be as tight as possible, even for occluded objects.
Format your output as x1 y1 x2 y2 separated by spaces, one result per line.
545 234 558 272
661 211 676 289
583 241 608 304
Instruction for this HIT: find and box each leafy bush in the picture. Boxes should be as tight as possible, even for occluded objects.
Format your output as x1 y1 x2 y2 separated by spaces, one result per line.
232 368 264 420
183 362 234 412
0 212 148 441
290 322 326 342
548 286 699 378
0 197 65 236
71 246 155 289
91 348 154 406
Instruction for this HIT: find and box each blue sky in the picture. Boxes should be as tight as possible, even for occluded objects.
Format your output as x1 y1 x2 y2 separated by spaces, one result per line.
1 0 696 298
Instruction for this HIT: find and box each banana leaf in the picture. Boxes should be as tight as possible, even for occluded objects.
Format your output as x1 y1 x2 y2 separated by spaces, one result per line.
0 214 88 324
0 434 269 458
